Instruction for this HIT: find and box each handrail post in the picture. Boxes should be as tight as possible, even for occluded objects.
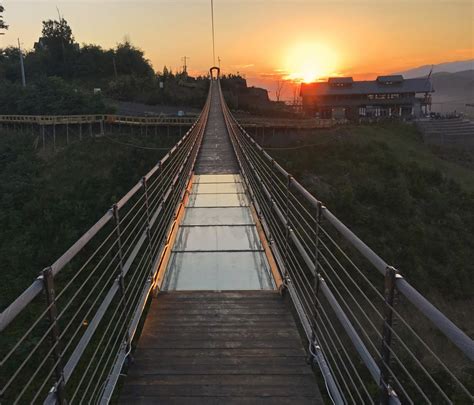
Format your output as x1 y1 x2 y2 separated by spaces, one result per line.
112 204 131 353
158 162 164 209
42 266 66 405
379 265 397 404
284 174 292 281
313 201 322 277
142 177 154 277
312 201 323 322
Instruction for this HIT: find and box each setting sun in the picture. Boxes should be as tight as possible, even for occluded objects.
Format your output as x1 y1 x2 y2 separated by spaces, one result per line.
283 42 340 83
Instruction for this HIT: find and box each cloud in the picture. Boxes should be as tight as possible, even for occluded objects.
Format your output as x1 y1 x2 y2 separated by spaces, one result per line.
231 64 255 69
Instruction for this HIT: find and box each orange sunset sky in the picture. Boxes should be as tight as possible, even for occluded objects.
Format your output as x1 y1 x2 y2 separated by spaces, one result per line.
1 0 473 99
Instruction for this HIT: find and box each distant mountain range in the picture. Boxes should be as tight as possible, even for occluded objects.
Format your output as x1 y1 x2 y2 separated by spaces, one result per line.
429 70 474 115
396 59 474 78
393 60 474 116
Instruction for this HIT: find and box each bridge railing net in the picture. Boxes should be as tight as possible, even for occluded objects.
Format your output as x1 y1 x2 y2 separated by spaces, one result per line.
0 92 210 404
220 84 473 404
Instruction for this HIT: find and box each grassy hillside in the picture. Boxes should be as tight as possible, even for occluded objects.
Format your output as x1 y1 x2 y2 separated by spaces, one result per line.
262 123 474 305
0 130 182 309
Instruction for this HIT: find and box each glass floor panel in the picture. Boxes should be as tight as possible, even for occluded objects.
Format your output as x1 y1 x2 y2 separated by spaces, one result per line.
194 174 241 183
187 193 249 207
164 173 274 291
183 207 253 226
163 251 274 291
172 225 262 252
191 182 244 194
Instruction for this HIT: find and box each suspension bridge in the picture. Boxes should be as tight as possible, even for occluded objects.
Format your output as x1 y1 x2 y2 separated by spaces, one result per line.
1 70 473 404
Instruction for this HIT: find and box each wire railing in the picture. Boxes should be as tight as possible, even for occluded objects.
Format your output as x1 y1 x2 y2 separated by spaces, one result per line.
221 82 474 404
0 114 197 126
0 86 211 404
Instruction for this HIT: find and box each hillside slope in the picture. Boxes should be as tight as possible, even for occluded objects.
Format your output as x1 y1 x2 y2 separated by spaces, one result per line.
261 123 474 307
0 131 181 309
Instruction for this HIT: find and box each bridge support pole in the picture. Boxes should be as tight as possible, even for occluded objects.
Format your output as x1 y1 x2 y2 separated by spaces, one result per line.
379 266 397 404
283 173 292 281
53 124 56 152
112 204 132 354
312 201 323 319
42 125 46 150
42 267 66 405
142 177 154 277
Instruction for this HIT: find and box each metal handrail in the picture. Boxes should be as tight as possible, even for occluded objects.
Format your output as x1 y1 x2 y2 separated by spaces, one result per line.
0 114 197 125
219 80 473 404
0 83 212 404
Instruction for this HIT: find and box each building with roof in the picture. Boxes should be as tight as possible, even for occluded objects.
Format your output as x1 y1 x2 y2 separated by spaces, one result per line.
300 75 433 120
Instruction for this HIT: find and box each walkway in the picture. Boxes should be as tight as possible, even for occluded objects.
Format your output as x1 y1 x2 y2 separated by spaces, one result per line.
119 81 323 404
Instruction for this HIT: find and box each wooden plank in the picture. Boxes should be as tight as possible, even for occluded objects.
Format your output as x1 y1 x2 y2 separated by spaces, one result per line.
120 291 323 403
121 378 319 397
128 347 307 358
127 362 313 377
131 353 307 366
119 396 317 405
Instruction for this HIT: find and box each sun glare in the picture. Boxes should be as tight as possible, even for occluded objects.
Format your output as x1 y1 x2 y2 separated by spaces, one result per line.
283 42 339 83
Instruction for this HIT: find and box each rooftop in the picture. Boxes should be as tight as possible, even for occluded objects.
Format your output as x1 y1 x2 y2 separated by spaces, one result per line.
301 76 433 96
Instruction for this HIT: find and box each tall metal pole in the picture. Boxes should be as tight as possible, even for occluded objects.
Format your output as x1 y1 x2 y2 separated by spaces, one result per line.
210 0 216 66
18 38 26 87
113 56 118 80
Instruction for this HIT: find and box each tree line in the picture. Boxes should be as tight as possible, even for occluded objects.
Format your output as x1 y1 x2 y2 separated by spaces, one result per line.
0 13 213 114
0 3 7 34
0 9 261 115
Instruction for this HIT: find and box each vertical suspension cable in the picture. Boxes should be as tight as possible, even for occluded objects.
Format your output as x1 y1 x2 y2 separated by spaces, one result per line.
210 0 216 66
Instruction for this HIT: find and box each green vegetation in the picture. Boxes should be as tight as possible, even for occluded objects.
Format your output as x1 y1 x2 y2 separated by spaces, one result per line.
0 16 211 113
0 15 276 115
0 129 182 309
0 3 7 33
267 122 474 300
0 76 110 114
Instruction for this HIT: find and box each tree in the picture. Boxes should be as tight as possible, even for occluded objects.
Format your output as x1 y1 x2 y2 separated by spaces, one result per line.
0 4 8 34
114 41 153 77
275 79 285 102
38 17 75 50
0 47 22 81
34 17 77 77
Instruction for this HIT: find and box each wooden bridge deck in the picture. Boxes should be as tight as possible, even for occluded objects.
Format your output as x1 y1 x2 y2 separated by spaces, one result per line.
119 291 323 404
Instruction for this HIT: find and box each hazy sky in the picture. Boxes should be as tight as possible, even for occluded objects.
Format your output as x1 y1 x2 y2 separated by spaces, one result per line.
1 0 473 97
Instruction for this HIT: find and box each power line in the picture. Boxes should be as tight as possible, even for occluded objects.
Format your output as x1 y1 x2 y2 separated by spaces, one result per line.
210 0 216 66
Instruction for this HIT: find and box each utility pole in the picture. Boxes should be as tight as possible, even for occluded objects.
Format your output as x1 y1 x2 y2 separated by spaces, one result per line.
113 56 118 79
181 56 190 74
218 56 221 69
18 38 26 87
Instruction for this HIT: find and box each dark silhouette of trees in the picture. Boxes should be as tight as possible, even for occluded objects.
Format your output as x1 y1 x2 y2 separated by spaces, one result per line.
114 41 153 77
0 3 7 34
0 77 109 114
33 17 77 77
0 12 211 111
